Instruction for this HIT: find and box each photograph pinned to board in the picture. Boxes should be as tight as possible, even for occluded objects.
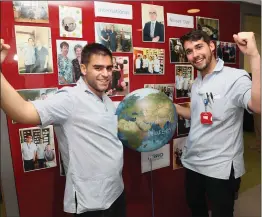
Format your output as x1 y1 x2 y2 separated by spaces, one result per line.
106 56 129 97
13 1 49 23
175 65 194 99
141 3 165 43
12 88 57 124
173 137 187 170
19 125 57 173
141 144 170 173
216 41 236 64
169 38 188 63
17 87 58 101
144 84 155 89
134 47 165 75
56 40 87 85
59 5 82 38
196 16 219 40
15 25 53 74
177 102 191 136
144 83 175 101
95 22 133 53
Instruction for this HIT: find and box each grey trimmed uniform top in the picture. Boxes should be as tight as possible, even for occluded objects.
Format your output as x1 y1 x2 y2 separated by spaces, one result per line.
181 59 252 180
31 77 124 214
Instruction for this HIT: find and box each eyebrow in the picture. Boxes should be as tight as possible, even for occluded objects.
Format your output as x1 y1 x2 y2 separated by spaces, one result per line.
92 64 113 68
185 43 203 52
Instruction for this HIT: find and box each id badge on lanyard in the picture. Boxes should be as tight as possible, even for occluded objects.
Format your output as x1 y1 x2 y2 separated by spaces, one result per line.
200 93 213 125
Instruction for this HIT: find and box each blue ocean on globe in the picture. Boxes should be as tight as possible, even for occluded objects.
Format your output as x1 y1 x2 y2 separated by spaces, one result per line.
116 88 178 152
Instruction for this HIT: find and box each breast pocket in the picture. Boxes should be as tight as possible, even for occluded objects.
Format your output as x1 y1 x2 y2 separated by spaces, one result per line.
211 97 227 121
96 113 118 139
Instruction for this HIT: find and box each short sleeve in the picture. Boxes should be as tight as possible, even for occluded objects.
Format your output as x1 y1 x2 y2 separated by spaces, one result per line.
30 88 74 127
230 73 252 113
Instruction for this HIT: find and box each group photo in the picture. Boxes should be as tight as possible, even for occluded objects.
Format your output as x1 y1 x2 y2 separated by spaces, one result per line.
95 22 133 53
13 1 49 23
15 25 53 74
175 65 194 99
19 126 57 172
134 47 165 75
216 41 237 63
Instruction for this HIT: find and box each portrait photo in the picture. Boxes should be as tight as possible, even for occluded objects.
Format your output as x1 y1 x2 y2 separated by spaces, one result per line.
173 137 187 170
177 102 191 136
95 22 133 53
133 47 165 75
175 65 194 99
56 40 87 85
216 41 236 64
13 1 49 23
141 3 165 43
196 16 219 40
59 5 82 38
19 125 57 172
15 25 53 74
106 56 129 97
169 38 188 63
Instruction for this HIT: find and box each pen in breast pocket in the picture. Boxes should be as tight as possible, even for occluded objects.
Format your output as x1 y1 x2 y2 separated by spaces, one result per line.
210 92 214 102
206 93 210 104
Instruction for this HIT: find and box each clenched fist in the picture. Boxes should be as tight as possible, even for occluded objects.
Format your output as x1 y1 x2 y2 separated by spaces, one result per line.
233 32 259 57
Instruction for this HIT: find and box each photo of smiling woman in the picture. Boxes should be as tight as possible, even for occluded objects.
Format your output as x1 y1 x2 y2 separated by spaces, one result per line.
56 40 87 85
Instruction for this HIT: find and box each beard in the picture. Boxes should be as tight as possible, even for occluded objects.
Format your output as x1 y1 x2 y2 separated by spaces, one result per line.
192 51 213 72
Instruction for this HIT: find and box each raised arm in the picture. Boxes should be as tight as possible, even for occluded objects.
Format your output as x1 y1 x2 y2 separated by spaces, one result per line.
175 104 191 120
0 39 40 124
233 32 261 114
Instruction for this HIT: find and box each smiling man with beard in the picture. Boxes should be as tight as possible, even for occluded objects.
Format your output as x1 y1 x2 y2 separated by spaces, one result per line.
0 41 126 217
175 30 260 217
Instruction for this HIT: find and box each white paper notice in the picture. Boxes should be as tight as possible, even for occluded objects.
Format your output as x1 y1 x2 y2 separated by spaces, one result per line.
141 144 170 173
94 1 133 20
167 13 194 28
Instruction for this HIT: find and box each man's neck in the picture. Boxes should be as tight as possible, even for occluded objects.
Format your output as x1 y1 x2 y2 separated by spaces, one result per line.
83 78 104 99
200 57 217 79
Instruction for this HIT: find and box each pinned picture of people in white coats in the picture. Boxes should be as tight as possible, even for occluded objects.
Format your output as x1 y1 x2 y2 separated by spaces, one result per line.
19 126 57 172
175 65 194 99
134 47 165 75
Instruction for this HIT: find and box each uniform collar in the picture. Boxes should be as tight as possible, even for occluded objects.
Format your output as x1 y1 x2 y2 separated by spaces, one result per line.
197 58 224 79
77 77 107 101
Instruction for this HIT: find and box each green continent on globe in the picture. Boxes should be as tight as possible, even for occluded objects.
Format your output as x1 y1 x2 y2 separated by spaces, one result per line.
118 92 175 150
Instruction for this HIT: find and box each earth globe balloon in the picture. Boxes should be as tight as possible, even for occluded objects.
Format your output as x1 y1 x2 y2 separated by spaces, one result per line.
116 88 178 152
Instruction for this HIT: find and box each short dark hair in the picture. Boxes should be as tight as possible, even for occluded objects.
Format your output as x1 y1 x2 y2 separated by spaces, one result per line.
81 43 112 65
180 30 211 48
60 41 69 49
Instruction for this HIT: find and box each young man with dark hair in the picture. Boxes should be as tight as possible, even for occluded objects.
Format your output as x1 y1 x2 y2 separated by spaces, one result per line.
1 40 126 217
176 30 260 217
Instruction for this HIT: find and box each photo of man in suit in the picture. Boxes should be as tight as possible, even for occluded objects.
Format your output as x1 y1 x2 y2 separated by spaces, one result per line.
142 4 164 43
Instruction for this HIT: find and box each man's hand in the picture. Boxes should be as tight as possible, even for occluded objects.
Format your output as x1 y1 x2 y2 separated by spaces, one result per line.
233 32 259 57
152 36 160 42
0 39 10 64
